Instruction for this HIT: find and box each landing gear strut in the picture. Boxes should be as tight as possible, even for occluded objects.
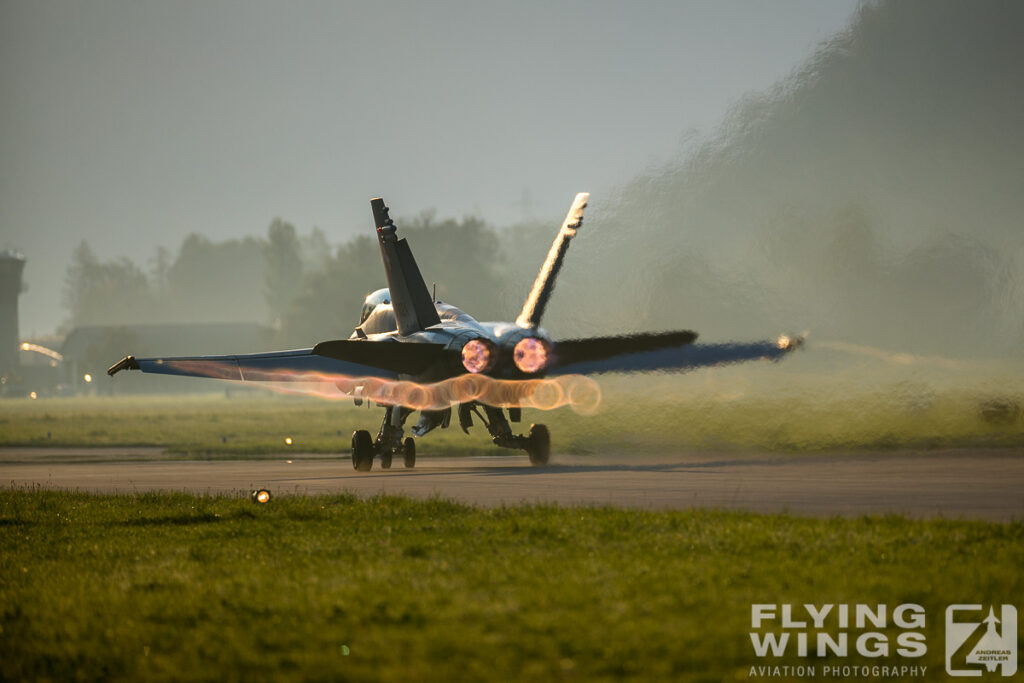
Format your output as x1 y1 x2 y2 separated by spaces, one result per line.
349 405 418 471
459 402 551 467
351 403 548 471
403 437 416 468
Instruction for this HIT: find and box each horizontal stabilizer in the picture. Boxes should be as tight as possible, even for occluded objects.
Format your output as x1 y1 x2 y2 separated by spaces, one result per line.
312 339 452 375
552 331 698 368
107 356 140 375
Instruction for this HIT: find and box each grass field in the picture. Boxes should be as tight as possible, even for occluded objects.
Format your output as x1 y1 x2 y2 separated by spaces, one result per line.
1 489 1022 681
2 366 1022 458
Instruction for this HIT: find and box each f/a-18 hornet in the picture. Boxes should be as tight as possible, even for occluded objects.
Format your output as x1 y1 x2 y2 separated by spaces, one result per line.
109 193 802 470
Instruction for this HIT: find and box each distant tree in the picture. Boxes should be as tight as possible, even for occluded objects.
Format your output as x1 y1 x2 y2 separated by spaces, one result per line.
300 226 332 273
62 240 151 327
881 233 1005 353
282 235 380 344
399 214 505 318
281 213 509 345
263 219 303 328
148 245 173 293
165 234 266 323
60 213 513 343
63 241 99 322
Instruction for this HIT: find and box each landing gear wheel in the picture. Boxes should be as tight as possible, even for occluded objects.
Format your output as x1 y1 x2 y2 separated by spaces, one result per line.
351 430 374 472
403 437 416 468
526 423 550 467
381 450 393 469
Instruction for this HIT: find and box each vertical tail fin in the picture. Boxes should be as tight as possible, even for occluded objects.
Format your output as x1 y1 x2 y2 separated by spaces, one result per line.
371 198 441 336
515 192 589 329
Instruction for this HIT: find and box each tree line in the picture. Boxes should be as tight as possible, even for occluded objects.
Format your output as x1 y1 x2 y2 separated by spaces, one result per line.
62 213 541 347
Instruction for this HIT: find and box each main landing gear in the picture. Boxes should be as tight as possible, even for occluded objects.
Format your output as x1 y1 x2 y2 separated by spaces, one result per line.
350 402 550 471
350 405 417 472
458 403 550 467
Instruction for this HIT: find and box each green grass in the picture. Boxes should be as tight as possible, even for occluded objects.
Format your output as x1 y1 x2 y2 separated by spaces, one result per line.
0 394 386 458
1 489 1021 681
2 370 1022 458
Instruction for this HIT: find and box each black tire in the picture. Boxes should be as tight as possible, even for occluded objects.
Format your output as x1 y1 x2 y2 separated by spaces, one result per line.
403 437 416 468
351 430 374 472
381 450 393 469
526 423 550 467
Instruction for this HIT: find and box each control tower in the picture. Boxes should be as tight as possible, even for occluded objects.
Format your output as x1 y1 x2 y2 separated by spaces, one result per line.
0 250 26 380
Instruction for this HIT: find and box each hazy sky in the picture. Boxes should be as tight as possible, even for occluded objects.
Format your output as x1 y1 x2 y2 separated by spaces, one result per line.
1 0 859 336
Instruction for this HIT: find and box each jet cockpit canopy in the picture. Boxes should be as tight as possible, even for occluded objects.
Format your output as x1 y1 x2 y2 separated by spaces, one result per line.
360 288 391 325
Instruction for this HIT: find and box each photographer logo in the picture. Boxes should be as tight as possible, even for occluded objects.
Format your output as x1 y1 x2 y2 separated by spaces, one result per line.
945 605 1017 677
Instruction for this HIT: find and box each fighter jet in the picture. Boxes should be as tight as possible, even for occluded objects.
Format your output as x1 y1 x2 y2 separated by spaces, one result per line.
109 193 802 470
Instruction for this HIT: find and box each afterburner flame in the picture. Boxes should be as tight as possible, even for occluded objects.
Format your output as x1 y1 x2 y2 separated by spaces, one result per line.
165 360 601 413
513 337 548 373
461 339 494 373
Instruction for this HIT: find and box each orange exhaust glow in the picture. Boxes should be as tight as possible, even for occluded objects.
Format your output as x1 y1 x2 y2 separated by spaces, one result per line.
513 337 548 373
461 339 495 373
165 360 602 413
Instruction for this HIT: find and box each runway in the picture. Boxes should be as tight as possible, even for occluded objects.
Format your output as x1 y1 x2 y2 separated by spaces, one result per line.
2 447 1022 521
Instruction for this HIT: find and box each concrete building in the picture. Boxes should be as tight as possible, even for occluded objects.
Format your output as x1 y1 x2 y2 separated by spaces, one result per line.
0 250 26 384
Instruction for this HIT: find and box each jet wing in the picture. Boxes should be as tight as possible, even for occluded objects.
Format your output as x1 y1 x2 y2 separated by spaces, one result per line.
547 332 801 376
107 347 403 381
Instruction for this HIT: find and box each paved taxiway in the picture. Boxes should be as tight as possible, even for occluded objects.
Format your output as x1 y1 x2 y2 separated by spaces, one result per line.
2 447 1022 520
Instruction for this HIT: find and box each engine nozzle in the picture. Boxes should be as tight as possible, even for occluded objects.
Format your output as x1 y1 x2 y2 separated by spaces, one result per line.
461 338 496 374
513 337 549 374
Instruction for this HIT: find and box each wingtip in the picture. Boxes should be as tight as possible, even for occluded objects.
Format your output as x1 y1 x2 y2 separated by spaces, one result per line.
107 355 140 376
776 334 806 352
